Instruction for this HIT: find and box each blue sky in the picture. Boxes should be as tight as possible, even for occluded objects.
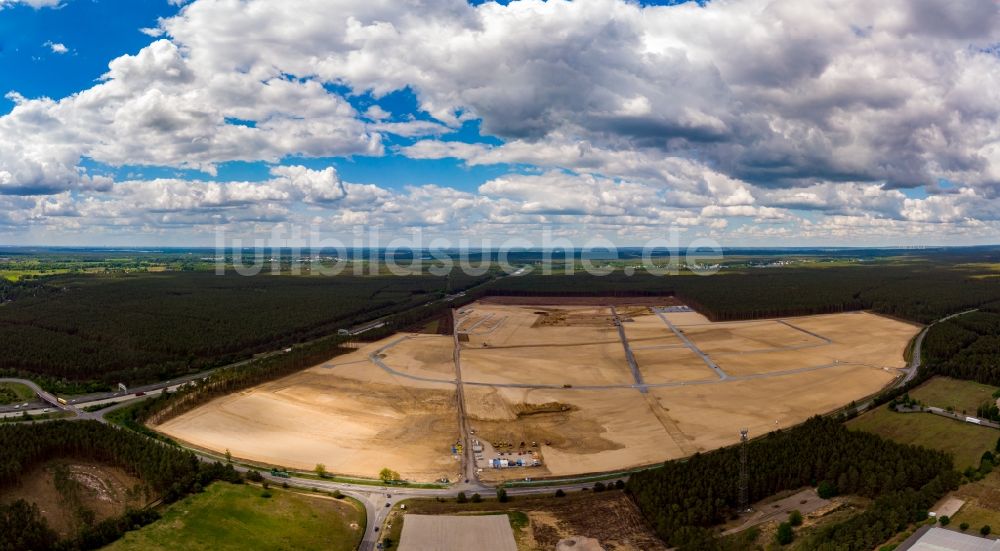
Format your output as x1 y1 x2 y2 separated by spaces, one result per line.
0 2 510 194
0 0 176 113
0 0 997 247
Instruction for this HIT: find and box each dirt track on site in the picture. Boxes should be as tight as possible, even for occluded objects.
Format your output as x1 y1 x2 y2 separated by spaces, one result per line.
156 300 917 482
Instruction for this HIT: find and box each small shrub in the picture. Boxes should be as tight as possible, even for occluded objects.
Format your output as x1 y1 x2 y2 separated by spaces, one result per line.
788 510 803 527
775 522 794 545
456 492 468 503
961 522 970 531
554 489 566 498
982 525 992 536
939 515 950 526
471 493 482 503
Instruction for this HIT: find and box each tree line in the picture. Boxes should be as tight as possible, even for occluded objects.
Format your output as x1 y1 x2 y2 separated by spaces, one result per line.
626 416 959 549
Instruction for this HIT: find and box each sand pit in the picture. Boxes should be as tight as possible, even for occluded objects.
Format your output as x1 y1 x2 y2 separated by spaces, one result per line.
464 386 687 481
634 347 715 383
678 321 822 355
698 312 917 377
650 363 898 451
156 336 462 483
153 300 919 482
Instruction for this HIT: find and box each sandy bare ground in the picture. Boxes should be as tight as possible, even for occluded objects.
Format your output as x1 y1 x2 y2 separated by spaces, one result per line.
465 386 685 481
154 301 917 482
479 296 681 307
650 363 897 451
634 347 716 383
622 312 684 347
400 515 518 551
156 336 462 483
697 312 917 377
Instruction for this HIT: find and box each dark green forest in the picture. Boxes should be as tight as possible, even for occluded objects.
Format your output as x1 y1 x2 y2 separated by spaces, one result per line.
0 421 242 550
3 255 998 390
0 271 489 388
488 260 1000 323
627 416 960 549
923 305 1000 385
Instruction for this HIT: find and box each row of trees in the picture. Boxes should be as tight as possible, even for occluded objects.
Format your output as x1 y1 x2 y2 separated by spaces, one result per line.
0 420 243 550
626 416 959 549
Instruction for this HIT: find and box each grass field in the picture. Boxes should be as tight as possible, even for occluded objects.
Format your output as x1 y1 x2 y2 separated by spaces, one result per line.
945 470 1000 534
0 381 35 404
909 377 999 416
104 483 364 551
949 503 1000 534
0 269 69 281
847 405 998 470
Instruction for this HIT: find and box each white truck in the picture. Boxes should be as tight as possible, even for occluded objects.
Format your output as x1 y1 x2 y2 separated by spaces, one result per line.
965 416 982 425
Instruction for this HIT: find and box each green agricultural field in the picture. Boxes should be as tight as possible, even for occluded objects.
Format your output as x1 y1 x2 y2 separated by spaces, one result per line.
947 503 1000 536
847 405 997 470
909 377 999 415
948 471 1000 533
104 483 364 551
0 381 35 404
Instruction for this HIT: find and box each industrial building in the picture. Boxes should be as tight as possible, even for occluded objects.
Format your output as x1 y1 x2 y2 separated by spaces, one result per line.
897 526 1000 551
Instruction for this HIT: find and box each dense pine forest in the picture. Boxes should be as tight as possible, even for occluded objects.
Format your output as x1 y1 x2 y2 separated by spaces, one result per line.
0 270 489 388
0 421 242 550
488 259 1000 323
923 306 1000 385
627 416 960 549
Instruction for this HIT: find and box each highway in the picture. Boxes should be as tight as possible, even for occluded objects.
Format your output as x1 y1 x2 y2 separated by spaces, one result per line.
895 405 1000 429
901 308 978 385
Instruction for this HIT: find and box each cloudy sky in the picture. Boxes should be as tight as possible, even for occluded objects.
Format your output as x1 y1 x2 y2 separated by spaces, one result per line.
0 0 998 247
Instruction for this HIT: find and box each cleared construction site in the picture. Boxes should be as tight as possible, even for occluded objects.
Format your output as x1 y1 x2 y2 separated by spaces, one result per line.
155 299 919 483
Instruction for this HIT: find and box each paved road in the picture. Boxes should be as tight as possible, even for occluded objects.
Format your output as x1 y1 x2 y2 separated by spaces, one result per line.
653 308 729 380
611 306 647 393
776 319 833 344
901 308 978 385
452 308 479 487
895 405 1000 429
0 378 80 416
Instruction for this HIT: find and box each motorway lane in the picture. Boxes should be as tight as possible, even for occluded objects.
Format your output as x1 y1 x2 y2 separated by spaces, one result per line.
901 308 978 385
